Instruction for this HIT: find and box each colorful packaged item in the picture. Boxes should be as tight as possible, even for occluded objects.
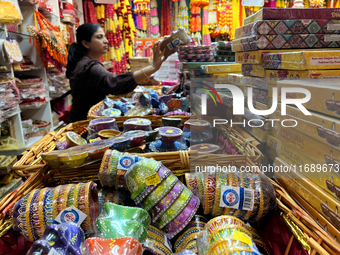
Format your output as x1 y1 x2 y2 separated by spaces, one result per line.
85 237 143 255
263 50 340 70
201 63 242 74
232 34 340 52
244 8 340 25
241 64 265 78
235 19 340 39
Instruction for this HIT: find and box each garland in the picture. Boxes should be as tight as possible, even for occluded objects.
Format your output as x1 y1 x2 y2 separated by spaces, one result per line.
173 0 179 31
178 0 189 32
202 6 211 45
150 0 160 37
161 0 170 36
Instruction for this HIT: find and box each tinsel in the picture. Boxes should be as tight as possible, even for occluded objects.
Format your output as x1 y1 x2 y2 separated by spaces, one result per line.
150 0 160 37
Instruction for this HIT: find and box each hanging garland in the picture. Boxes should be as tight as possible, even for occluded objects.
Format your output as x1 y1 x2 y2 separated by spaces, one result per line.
190 0 210 7
190 6 201 41
208 0 217 32
202 6 211 45
178 0 189 32
134 0 150 38
173 0 179 31
150 0 160 37
161 0 170 36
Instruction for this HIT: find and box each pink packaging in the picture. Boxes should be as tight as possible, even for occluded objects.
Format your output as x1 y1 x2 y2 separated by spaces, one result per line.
162 79 179 86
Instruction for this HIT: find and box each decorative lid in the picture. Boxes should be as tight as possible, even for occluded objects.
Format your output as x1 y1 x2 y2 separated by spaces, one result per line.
102 108 122 117
124 118 151 126
184 119 210 127
66 132 87 146
158 127 183 138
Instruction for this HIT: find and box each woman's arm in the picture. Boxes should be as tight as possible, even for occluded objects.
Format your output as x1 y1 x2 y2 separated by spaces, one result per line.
133 40 168 84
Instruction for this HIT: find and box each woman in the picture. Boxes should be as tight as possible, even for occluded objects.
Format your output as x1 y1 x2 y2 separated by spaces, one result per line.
66 23 169 123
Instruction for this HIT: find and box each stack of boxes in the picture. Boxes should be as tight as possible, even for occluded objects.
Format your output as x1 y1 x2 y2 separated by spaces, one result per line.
226 7 340 241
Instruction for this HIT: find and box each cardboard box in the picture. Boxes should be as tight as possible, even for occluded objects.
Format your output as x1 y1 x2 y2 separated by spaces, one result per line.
253 88 272 105
232 34 340 52
228 73 244 86
241 64 265 77
265 69 340 85
263 50 340 70
274 157 340 233
277 79 340 118
201 64 242 74
242 76 269 90
272 104 340 149
244 8 340 25
252 100 271 111
235 19 340 39
233 115 270 142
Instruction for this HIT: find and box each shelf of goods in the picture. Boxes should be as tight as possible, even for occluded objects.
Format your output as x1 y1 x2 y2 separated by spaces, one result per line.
0 0 84 154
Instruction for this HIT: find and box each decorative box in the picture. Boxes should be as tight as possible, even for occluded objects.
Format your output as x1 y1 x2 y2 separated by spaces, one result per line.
201 64 242 74
275 157 340 232
265 69 340 85
242 76 269 90
235 19 340 39
244 8 340 26
227 73 244 86
233 116 271 142
232 34 340 52
241 64 265 77
263 50 340 70
277 79 340 118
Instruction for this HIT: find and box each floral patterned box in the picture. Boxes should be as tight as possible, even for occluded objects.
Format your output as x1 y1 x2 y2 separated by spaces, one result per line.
241 64 265 77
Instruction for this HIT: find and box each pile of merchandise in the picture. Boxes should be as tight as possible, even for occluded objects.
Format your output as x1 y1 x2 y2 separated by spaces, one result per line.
0 78 19 122
16 76 47 109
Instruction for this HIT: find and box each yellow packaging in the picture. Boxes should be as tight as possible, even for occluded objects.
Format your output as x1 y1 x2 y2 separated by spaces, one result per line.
274 122 340 170
263 50 340 70
228 73 244 86
241 64 266 77
202 64 242 74
252 100 271 111
272 104 340 149
277 79 340 118
265 69 340 85
274 157 340 233
233 115 270 142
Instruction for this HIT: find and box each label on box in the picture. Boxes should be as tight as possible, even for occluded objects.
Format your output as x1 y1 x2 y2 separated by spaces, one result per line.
145 172 161 186
53 206 87 226
233 230 253 246
220 186 254 211
118 154 139 170
324 34 340 42
327 23 340 30
310 56 340 66
48 248 60 255
167 38 181 51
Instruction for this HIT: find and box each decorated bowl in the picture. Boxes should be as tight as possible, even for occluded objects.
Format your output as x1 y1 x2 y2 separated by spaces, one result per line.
166 99 183 111
85 237 143 255
87 145 110 160
96 219 147 243
162 117 182 127
184 119 211 133
108 136 131 151
65 132 87 147
125 158 162 200
145 130 159 142
196 50 203 54
158 127 183 145
41 150 63 167
102 108 122 117
123 130 146 147
103 202 151 228
89 118 117 132
189 144 221 154
98 129 122 140
58 151 88 168
124 118 152 132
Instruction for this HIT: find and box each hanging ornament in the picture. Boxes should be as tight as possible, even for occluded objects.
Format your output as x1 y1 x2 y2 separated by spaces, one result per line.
178 0 189 33
173 0 178 31
150 0 160 37
190 0 210 8
202 6 211 45
161 0 170 36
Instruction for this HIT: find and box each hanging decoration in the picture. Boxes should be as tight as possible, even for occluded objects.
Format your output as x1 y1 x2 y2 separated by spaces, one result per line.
133 0 150 38
202 6 211 45
169 0 173 34
309 0 324 7
161 0 170 36
172 0 179 31
150 0 160 37
190 6 201 41
83 0 98 24
178 0 189 32
190 0 210 7
28 11 67 71
208 0 217 33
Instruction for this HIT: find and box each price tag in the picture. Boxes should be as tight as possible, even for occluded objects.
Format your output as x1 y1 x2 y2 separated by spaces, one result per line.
48 248 60 255
220 186 254 211
233 230 253 246
200 146 208 149
136 120 142 123
53 206 87 226
145 172 161 186
166 130 173 133
193 122 201 124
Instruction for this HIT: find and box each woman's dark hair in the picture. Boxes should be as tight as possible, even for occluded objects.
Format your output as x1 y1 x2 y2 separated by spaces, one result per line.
66 23 102 78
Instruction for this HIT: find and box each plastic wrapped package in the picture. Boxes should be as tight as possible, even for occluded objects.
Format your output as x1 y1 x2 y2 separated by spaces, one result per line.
143 237 173 255
87 118 119 140
263 50 340 70
85 237 143 255
27 223 85 255
183 119 213 146
20 98 46 109
13 182 99 241
178 45 215 63
123 118 152 132
98 189 136 214
149 126 188 152
235 19 340 39
95 202 150 243
196 215 260 255
160 27 191 59
201 64 242 74
241 64 265 78
244 8 340 25
15 77 43 89
21 118 33 128
186 171 277 222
